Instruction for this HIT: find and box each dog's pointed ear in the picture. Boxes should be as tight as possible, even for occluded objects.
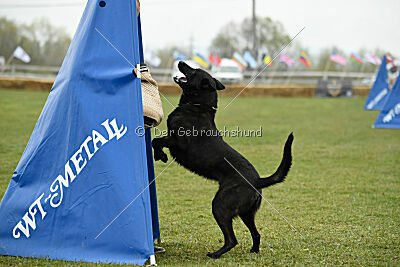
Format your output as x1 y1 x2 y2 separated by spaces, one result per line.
214 78 225 90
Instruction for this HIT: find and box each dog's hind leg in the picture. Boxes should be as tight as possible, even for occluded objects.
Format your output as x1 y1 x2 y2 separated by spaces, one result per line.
207 194 238 259
240 211 260 253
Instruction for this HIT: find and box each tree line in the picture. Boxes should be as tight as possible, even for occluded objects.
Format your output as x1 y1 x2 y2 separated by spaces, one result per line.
155 17 386 73
0 15 387 73
0 17 71 66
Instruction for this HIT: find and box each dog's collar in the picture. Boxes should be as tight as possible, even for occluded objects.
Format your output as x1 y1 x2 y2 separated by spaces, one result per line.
190 103 217 111
180 103 217 112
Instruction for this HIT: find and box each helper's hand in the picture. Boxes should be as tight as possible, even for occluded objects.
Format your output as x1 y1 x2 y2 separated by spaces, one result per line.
136 0 140 16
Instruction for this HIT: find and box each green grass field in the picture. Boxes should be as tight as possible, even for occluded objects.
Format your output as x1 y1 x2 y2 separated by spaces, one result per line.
0 89 399 266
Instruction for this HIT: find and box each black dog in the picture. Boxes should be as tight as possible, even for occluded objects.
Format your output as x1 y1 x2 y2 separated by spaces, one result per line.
152 62 293 258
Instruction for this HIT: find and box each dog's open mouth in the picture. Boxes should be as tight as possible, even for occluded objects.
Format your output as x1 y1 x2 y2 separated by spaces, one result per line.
174 75 187 84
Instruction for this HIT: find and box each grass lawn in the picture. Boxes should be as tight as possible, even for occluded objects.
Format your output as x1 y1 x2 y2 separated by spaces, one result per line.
0 88 399 266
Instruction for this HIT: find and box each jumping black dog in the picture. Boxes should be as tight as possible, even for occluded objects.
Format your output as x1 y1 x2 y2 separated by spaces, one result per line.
152 61 294 258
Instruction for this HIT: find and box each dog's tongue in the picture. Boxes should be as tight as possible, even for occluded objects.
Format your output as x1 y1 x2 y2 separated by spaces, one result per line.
174 74 187 83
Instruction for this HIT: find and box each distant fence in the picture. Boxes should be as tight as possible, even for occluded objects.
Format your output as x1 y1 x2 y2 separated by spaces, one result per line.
1 64 375 86
0 76 371 97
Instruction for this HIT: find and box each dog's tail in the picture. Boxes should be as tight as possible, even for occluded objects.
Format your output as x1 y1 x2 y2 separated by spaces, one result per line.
255 133 294 189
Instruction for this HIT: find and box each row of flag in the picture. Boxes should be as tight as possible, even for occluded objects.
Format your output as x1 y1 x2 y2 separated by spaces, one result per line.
169 49 388 70
330 51 382 66
171 50 218 69
149 49 387 71
170 49 313 70
273 51 382 69
8 45 388 72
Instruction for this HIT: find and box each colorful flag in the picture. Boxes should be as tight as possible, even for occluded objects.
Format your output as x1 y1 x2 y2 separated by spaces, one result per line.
330 52 347 66
193 52 209 68
387 54 393 64
13 46 31 63
299 52 311 68
263 55 272 66
365 53 381 65
350 52 363 65
232 52 247 70
172 50 186 61
209 53 221 66
279 53 294 67
243 51 257 69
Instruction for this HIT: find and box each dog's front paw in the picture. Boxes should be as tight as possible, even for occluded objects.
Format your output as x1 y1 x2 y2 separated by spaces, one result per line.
152 138 162 148
206 252 221 259
154 151 168 163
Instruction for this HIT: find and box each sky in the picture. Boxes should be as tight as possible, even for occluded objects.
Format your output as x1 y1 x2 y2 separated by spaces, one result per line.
1 0 400 58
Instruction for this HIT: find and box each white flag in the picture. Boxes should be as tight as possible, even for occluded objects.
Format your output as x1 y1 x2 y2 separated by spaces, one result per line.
13 46 31 63
365 53 381 65
0 56 5 67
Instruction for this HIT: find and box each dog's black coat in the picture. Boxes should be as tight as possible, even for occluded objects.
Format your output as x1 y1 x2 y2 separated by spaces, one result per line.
152 62 294 258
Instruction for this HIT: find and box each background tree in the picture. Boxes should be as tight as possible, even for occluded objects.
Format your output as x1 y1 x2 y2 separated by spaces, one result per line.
0 16 71 66
155 45 192 69
242 17 290 59
210 16 290 61
155 46 176 69
0 17 19 60
35 19 72 66
209 22 240 58
19 20 42 65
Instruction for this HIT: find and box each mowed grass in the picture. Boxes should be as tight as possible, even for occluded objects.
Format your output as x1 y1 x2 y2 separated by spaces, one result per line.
0 88 399 266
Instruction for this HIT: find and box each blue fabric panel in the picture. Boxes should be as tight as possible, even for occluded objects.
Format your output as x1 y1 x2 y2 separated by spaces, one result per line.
364 56 389 110
0 0 154 265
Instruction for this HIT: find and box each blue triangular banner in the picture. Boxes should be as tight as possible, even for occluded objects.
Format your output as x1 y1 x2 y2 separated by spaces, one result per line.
374 75 400 129
0 0 157 265
364 55 389 110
